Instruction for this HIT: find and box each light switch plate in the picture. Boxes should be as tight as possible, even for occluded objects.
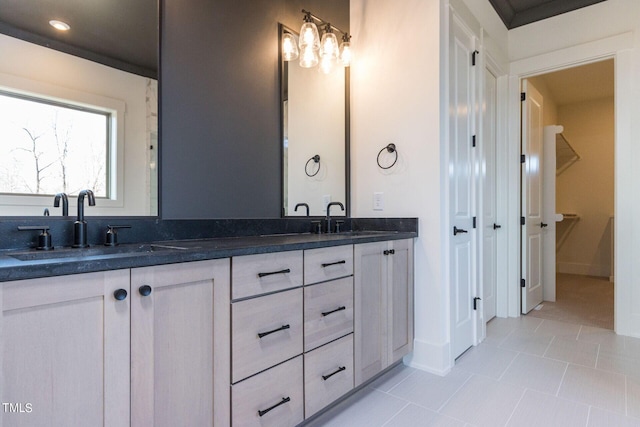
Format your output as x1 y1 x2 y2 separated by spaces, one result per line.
373 192 384 211
323 195 331 210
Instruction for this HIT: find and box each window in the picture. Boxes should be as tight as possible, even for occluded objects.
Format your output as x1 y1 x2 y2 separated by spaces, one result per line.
0 91 111 197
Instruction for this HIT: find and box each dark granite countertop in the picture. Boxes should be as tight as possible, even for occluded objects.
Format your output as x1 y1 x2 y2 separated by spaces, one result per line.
0 230 417 282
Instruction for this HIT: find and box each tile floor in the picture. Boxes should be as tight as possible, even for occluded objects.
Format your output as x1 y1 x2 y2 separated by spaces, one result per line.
527 274 614 330
306 316 640 426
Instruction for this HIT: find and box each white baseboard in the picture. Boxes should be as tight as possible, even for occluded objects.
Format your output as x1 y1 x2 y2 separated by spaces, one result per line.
404 338 452 376
557 262 610 277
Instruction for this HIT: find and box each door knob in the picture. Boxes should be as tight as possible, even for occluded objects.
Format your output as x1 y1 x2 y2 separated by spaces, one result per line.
540 222 548 228
493 223 502 230
453 226 468 236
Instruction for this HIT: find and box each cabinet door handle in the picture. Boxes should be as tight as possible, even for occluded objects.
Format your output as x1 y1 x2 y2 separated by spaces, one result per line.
138 285 152 296
321 306 346 317
258 396 291 417
540 222 548 228
322 366 346 381
257 324 290 339
384 249 396 255
493 223 502 230
257 268 291 278
321 260 346 268
113 289 128 301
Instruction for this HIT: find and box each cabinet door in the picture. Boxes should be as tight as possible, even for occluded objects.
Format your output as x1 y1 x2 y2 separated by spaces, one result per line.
1 270 130 427
131 259 230 427
388 239 414 363
354 241 388 386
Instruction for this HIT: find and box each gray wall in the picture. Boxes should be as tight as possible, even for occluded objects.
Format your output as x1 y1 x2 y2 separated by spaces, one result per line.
160 0 349 219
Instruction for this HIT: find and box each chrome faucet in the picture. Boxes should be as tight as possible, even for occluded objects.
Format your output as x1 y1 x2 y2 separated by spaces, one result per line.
54 192 69 216
73 189 95 248
325 202 345 233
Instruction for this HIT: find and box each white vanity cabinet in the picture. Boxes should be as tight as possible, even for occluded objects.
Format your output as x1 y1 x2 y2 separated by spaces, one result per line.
230 251 305 427
0 270 131 427
0 235 414 427
302 246 355 418
354 239 414 386
130 259 230 427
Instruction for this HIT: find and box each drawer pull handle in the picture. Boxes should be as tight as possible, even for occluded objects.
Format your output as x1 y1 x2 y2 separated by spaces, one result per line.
383 249 396 255
257 268 291 278
321 260 346 268
321 306 346 317
258 396 291 417
322 366 346 381
257 324 290 339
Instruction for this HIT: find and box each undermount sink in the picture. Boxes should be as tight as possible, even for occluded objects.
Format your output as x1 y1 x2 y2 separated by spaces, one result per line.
7 243 190 262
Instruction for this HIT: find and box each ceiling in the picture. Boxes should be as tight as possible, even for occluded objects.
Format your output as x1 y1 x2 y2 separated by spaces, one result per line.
0 0 157 78
488 0 609 29
532 59 614 105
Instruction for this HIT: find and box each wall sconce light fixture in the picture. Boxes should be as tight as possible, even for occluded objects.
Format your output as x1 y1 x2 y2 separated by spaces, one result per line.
284 9 352 73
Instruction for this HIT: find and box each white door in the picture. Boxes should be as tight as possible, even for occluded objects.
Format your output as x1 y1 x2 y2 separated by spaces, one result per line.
450 14 476 359
521 80 545 314
482 68 499 321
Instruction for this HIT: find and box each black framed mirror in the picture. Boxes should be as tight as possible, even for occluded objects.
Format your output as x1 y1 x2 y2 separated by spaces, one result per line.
280 24 350 218
0 0 159 217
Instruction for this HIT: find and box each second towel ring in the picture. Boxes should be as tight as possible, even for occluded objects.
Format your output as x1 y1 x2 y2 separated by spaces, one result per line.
377 143 398 169
305 154 321 177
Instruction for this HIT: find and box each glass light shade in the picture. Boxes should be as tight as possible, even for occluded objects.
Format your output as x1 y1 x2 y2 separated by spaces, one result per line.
319 53 336 74
339 41 352 66
282 33 299 61
299 45 319 68
320 31 339 59
299 22 320 50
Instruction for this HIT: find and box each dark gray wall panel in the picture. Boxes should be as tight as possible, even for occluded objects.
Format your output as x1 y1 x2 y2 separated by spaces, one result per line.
160 0 348 219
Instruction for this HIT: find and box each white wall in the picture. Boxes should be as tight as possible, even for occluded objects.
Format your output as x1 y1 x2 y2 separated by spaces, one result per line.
0 34 154 216
350 0 447 373
508 0 640 61
350 0 640 375
507 0 640 335
556 97 614 277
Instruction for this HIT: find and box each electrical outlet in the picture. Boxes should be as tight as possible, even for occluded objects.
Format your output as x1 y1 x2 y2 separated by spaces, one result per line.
373 192 384 211
323 195 331 210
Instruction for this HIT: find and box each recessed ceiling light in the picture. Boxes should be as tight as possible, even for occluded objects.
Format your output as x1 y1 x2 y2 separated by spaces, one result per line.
49 20 70 31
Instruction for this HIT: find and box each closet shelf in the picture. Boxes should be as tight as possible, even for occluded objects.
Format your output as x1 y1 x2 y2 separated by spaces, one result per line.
556 213 580 251
556 133 580 175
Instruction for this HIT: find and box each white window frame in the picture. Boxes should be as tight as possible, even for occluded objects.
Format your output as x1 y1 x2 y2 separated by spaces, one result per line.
0 71 125 209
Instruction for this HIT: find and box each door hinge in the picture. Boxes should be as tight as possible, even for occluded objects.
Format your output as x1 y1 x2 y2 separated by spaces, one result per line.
472 135 476 147
521 92 526 101
473 217 477 229
521 154 526 163
473 296 482 310
521 216 525 226
521 278 526 288
472 50 479 66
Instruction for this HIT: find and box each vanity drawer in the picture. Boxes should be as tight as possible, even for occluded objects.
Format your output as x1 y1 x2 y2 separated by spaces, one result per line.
232 250 303 300
304 245 353 285
231 288 303 382
304 276 354 352
304 334 354 418
232 355 304 427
